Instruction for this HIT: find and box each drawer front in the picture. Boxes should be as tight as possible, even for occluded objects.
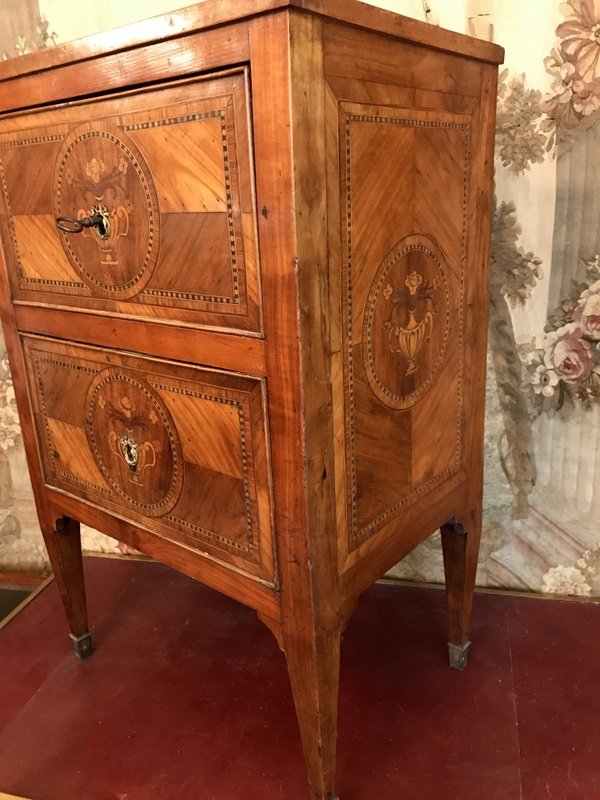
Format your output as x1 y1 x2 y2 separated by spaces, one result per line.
23 336 275 584
0 69 261 332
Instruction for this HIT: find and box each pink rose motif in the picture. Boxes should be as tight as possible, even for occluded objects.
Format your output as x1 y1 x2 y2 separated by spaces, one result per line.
544 322 593 384
575 279 600 339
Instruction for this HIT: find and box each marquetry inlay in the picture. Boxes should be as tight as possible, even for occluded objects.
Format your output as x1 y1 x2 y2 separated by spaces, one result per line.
340 103 471 544
85 369 183 516
127 107 241 306
149 380 255 553
0 7 503 796
23 336 274 581
363 233 452 410
53 121 160 299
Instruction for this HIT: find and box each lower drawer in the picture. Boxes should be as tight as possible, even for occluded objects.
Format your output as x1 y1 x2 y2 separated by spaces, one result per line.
22 335 276 585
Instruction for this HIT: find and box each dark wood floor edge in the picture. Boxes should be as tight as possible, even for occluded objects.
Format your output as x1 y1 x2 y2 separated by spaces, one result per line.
3 558 596 638
0 575 55 632
377 577 600 606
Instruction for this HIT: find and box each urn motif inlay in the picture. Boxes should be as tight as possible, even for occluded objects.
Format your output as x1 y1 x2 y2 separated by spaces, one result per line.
85 369 183 516
53 121 160 299
362 234 452 410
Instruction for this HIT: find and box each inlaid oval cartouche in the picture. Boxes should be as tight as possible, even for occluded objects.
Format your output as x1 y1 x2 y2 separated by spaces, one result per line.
53 121 160 299
362 234 452 410
85 369 183 516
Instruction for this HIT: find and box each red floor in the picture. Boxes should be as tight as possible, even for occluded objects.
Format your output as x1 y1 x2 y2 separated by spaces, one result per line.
0 556 599 800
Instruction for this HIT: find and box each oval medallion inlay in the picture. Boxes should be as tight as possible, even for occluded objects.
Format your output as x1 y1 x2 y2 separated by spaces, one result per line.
53 122 160 299
85 369 183 517
362 234 452 410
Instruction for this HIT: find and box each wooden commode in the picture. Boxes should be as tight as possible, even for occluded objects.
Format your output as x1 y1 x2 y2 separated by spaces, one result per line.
0 2 503 797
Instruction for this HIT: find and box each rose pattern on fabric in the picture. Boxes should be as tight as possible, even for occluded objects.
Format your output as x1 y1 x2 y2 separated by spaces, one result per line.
523 255 600 409
546 48 578 104
543 322 593 384
575 279 600 338
542 565 592 596
531 363 560 397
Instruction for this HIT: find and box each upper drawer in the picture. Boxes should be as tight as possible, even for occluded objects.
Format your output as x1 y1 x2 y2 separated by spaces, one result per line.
0 69 262 333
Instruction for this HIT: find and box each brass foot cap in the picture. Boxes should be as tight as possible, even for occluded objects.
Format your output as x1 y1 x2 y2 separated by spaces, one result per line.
448 641 471 671
70 631 94 660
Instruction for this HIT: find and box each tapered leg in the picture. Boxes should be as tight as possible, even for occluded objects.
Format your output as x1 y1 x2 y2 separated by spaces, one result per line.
441 513 481 671
284 627 341 800
42 515 93 659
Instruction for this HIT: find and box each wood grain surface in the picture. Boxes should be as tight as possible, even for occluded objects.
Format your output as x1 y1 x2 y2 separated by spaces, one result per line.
22 336 276 585
0 70 261 332
0 2 502 798
0 0 503 90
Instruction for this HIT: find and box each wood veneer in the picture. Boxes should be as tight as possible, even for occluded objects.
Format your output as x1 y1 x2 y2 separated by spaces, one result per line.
0 2 503 797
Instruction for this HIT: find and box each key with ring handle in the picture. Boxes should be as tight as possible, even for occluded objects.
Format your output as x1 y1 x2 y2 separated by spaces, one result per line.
55 204 111 239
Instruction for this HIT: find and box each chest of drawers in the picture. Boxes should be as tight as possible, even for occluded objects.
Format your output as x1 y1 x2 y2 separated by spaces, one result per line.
0 2 503 797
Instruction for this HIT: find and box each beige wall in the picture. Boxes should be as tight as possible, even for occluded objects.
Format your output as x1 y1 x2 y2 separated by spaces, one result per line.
38 0 196 41
38 0 470 40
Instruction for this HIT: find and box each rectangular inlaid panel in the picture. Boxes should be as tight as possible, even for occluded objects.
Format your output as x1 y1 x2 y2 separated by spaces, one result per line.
0 69 261 333
22 336 276 585
337 100 471 552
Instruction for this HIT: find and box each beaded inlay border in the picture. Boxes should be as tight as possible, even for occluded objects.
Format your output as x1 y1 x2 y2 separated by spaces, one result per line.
0 151 85 290
151 381 255 555
85 370 183 515
55 125 160 297
362 237 452 409
31 355 98 486
2 99 248 308
341 108 471 543
0 133 65 147
28 348 257 558
130 106 242 307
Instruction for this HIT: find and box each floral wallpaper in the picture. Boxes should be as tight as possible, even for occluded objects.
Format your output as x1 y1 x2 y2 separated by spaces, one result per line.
1 18 57 60
1 0 600 598
376 0 600 599
504 0 600 598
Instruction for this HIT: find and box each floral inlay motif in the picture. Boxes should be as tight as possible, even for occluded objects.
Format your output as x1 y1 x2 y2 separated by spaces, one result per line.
75 154 132 265
119 396 134 419
104 394 159 484
85 369 183 515
53 121 160 300
85 158 106 184
109 427 156 485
